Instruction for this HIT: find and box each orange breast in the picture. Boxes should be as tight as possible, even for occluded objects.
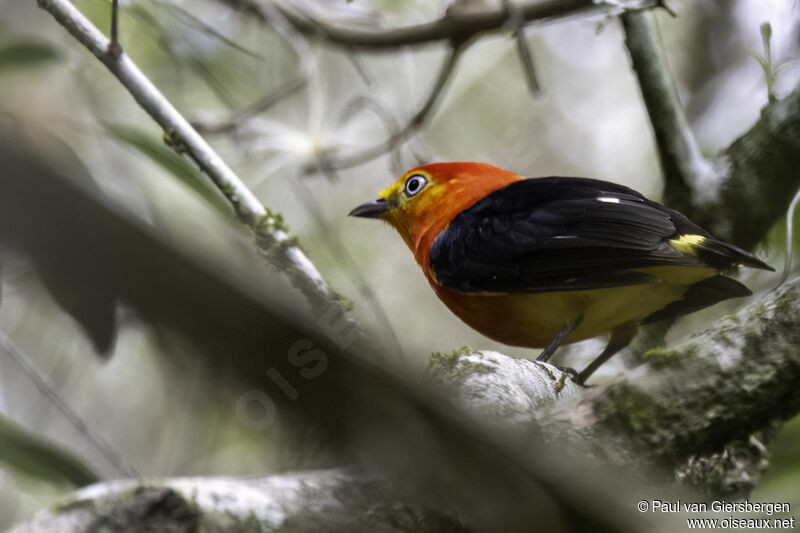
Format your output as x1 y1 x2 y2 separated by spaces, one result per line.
425 272 704 348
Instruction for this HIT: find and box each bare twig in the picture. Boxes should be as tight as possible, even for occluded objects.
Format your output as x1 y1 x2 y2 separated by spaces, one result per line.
192 2 316 134
36 0 351 323
153 0 263 60
504 0 541 95
222 0 659 50
195 76 309 134
513 29 541 96
109 0 122 57
210 0 662 173
621 10 712 214
124 5 236 109
307 43 466 174
334 96 404 173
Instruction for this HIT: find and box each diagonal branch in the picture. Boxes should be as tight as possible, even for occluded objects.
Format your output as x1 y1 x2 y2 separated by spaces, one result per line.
21 278 800 530
428 277 800 497
35 0 352 323
621 10 712 214
621 11 800 252
698 83 800 249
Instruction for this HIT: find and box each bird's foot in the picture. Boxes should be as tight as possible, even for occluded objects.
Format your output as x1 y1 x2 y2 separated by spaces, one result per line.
556 366 592 388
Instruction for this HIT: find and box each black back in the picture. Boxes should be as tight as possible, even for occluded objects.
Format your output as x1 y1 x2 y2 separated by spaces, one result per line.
429 177 766 294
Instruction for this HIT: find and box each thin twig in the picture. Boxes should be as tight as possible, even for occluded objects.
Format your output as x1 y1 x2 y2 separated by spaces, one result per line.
109 0 122 57
0 330 137 478
192 2 316 134
335 96 404 174
154 0 263 60
36 0 352 326
195 76 309 134
504 0 541 95
127 5 238 109
213 0 660 172
345 50 374 86
621 10 711 214
309 43 466 174
227 0 660 50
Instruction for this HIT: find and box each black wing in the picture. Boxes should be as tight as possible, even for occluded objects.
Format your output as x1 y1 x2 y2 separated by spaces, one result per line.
429 177 768 294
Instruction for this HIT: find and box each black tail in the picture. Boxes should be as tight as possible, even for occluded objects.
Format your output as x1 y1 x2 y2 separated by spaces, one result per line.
641 275 753 324
694 238 774 272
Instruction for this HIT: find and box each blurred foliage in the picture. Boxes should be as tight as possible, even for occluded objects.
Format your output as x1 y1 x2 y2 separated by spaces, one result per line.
0 40 60 71
0 0 799 530
0 414 97 487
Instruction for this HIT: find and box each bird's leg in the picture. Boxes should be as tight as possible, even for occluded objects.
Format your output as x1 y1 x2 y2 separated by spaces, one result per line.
574 322 638 385
536 318 581 363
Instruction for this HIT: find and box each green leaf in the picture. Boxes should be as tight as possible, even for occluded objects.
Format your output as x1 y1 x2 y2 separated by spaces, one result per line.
108 125 233 218
749 50 769 71
0 414 98 487
0 41 60 71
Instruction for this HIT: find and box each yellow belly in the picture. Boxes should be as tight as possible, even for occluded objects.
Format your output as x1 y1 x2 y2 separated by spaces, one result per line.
432 266 716 348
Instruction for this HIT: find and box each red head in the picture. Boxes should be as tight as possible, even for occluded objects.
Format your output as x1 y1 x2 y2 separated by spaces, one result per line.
350 162 523 268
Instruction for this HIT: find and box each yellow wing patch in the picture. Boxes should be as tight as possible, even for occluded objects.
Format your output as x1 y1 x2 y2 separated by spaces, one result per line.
669 234 706 255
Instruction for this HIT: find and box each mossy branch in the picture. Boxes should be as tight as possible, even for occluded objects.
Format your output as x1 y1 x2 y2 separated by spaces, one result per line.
11 469 465 533
621 9 800 249
428 279 800 496
15 276 799 529
698 83 800 248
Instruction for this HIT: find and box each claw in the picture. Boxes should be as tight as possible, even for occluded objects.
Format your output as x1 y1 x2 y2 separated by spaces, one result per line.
558 366 594 388
557 365 578 379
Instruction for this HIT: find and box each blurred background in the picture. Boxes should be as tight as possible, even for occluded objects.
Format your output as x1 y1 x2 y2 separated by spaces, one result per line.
1 0 799 529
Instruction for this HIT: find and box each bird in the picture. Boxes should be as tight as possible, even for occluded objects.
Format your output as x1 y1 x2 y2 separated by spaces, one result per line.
349 162 773 384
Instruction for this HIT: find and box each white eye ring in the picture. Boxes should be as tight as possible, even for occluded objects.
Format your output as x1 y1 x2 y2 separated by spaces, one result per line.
404 175 427 197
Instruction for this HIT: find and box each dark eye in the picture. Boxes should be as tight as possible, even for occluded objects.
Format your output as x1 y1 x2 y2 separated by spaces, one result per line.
404 175 427 197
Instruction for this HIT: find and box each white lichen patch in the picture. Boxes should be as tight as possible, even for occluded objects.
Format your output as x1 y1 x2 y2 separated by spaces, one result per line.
434 350 582 426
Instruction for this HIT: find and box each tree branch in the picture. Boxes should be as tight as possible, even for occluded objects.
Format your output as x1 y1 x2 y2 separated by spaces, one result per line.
11 469 466 533
621 10 712 214
698 83 800 249
428 278 800 496
504 0 542 96
35 0 352 323
232 0 659 50
191 2 316 135
207 0 665 173
312 42 467 174
17 277 800 530
621 11 800 250
1 139 652 533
